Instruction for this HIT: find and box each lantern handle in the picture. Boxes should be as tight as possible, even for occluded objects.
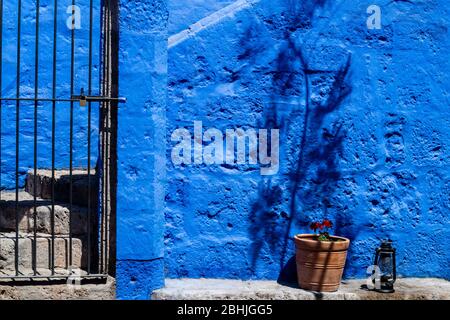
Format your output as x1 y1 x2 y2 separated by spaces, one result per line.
392 249 397 282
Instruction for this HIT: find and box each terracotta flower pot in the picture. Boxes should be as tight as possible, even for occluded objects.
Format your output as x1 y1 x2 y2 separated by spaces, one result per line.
294 234 350 292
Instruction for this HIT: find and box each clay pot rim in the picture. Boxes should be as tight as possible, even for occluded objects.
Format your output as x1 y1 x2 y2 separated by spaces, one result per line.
294 234 350 251
294 233 350 244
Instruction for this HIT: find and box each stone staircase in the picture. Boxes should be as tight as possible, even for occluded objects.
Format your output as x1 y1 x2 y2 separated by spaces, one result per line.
0 169 97 277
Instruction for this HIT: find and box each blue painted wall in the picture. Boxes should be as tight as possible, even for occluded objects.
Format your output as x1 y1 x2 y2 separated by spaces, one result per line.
2 0 450 299
0 0 101 189
163 0 450 284
116 0 168 299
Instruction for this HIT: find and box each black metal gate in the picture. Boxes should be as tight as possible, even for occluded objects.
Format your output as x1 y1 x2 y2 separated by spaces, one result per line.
0 0 122 280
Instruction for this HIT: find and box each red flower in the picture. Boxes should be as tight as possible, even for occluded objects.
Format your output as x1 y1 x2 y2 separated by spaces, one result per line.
310 222 320 232
322 219 333 228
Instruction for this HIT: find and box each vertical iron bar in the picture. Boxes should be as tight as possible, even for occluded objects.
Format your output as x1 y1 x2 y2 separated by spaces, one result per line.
87 0 93 274
0 0 3 203
69 0 76 269
33 0 40 276
99 0 106 274
104 0 111 275
51 0 58 275
15 0 22 277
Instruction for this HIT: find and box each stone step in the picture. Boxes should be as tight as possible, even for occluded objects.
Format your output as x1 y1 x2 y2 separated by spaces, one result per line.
0 275 115 300
25 169 98 208
151 278 450 300
0 232 87 271
0 267 87 278
0 191 90 235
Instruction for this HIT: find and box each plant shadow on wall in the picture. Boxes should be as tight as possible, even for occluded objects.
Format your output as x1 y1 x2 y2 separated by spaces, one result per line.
245 0 358 284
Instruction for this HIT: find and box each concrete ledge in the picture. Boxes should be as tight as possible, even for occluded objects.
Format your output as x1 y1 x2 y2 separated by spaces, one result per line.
152 278 450 300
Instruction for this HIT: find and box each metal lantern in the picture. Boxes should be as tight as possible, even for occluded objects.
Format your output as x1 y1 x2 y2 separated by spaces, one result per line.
373 239 396 293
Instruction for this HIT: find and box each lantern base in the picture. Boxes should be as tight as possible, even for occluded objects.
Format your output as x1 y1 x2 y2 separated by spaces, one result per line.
375 286 395 294
375 289 395 293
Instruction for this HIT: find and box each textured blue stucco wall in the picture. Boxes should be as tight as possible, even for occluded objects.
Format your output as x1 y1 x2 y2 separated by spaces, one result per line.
116 0 168 299
0 0 101 189
164 0 450 283
3 0 450 300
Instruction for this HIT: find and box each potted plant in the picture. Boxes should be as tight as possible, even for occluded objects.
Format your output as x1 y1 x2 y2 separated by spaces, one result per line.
294 219 350 292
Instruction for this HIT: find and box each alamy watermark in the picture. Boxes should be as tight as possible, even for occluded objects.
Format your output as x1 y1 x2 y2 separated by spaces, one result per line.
66 5 81 30
366 265 382 290
367 5 382 30
65 4 381 31
66 266 82 292
171 121 280 176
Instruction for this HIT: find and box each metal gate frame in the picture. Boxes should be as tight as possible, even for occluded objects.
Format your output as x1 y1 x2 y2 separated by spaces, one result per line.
0 0 123 281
